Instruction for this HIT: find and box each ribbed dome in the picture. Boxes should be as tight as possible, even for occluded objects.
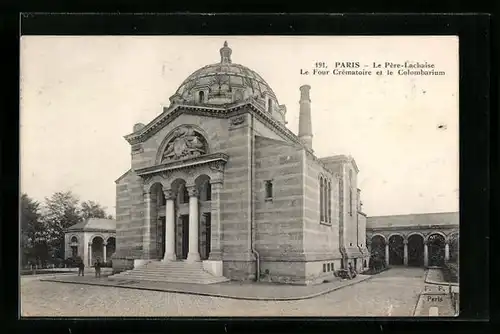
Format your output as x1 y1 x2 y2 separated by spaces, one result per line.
175 62 278 101
170 42 282 115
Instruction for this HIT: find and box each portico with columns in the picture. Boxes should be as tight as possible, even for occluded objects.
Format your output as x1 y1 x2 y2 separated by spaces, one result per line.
139 155 227 265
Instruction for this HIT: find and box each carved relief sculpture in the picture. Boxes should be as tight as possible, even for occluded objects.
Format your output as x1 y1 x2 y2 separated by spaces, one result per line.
161 127 208 162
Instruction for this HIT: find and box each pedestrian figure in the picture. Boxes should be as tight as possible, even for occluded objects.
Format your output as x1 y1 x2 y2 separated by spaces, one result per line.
348 262 357 279
78 260 85 276
94 258 101 278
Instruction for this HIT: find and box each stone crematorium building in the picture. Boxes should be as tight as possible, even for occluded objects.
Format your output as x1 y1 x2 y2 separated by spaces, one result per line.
111 42 369 285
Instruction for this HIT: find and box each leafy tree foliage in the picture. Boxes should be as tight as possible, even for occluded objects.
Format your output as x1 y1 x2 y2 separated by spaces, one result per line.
81 200 107 220
20 193 44 265
21 191 114 266
40 191 83 260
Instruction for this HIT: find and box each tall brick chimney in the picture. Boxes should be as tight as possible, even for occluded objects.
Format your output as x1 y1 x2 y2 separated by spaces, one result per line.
298 85 313 151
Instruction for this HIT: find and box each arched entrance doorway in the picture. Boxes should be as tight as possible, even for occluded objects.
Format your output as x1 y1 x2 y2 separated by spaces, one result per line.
166 175 212 261
91 236 104 265
369 235 386 269
388 235 404 265
150 182 166 259
195 174 212 261
428 233 446 267
106 237 116 260
407 234 424 267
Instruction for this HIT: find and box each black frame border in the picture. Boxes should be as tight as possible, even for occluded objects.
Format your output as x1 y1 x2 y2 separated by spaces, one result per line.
3 12 493 334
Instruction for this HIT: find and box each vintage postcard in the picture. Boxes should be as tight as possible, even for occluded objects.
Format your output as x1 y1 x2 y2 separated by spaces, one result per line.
20 35 459 317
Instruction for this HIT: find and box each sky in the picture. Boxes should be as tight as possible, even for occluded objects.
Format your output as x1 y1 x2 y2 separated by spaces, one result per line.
20 36 459 216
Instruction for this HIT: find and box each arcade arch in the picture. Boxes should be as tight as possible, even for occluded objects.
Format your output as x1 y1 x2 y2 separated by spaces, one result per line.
427 233 446 267
388 234 404 266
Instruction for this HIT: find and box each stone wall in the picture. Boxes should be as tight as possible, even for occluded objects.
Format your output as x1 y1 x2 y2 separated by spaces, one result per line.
302 152 343 281
254 136 304 283
113 169 144 272
321 158 365 266
219 112 254 280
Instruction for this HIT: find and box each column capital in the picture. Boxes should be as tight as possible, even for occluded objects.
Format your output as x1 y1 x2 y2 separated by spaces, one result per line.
210 180 224 188
88 242 92 246
186 185 199 197
403 239 408 245
103 242 107 246
143 191 151 200
163 188 176 200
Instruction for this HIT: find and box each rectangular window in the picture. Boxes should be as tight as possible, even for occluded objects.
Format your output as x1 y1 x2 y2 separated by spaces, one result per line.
323 264 327 272
265 180 273 199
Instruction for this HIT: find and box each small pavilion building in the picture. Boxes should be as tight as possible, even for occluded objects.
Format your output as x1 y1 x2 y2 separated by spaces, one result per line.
64 218 116 266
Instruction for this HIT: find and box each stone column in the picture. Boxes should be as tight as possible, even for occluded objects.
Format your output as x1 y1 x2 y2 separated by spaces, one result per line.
385 243 390 266
424 241 429 267
103 242 107 263
143 191 152 259
187 185 201 263
163 189 177 261
403 240 408 266
208 181 223 260
445 242 450 262
88 242 92 266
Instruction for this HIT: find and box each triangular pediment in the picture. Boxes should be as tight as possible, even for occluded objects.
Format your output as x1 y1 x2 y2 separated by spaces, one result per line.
124 99 303 148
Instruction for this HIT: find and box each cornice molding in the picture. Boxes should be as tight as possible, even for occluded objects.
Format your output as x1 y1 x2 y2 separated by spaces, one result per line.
366 224 459 232
136 152 228 180
124 99 303 148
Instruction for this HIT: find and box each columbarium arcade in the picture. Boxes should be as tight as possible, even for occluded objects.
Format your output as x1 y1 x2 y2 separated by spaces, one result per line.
368 231 458 267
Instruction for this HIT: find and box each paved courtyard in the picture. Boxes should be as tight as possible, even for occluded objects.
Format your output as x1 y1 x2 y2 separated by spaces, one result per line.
21 267 425 317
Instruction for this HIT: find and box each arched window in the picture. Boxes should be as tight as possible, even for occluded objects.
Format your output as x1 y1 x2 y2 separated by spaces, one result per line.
179 185 189 204
327 181 332 223
349 188 353 216
70 236 78 257
338 177 343 222
198 91 205 103
205 181 212 201
320 177 324 221
323 178 327 222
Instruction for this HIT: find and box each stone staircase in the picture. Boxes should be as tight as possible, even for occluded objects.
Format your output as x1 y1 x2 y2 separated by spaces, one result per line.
109 260 230 285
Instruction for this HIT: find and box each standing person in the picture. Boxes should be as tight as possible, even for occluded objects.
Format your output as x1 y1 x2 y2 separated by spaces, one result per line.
78 259 85 276
94 258 101 278
348 262 354 279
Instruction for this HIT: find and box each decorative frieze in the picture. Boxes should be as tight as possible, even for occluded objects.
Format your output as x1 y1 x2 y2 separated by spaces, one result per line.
229 115 246 127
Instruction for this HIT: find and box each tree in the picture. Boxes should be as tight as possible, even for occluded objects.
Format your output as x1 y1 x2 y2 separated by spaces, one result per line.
20 193 43 265
42 191 82 260
81 200 107 220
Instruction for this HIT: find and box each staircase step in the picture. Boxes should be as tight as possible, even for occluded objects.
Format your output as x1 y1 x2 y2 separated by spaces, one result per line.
109 260 228 285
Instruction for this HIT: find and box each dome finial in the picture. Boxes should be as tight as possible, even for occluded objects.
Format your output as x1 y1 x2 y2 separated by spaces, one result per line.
220 41 232 64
